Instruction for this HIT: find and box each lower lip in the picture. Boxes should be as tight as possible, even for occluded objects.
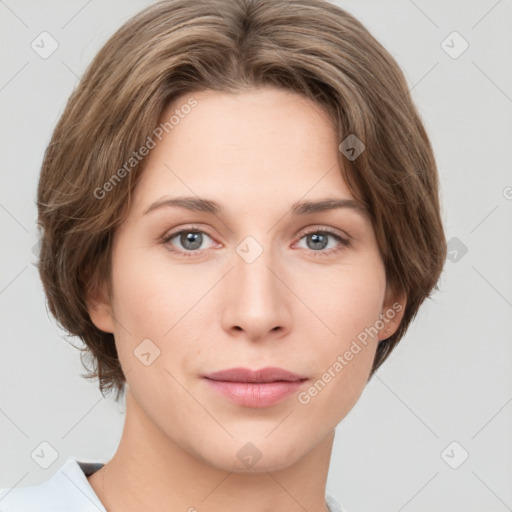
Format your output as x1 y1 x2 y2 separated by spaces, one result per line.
203 378 307 407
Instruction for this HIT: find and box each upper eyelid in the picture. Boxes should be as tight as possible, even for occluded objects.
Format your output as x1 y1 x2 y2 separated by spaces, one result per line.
164 225 349 247
164 224 348 237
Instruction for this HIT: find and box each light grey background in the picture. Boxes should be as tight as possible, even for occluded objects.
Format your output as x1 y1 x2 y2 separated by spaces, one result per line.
1 1 511 511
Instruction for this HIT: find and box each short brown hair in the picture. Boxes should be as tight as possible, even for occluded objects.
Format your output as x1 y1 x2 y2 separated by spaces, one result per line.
36 0 447 402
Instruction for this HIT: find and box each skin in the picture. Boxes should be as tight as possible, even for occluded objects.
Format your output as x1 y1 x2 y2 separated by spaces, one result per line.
86 86 406 512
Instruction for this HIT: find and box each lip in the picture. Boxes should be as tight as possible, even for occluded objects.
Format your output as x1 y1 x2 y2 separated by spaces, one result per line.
203 366 307 383
202 367 309 408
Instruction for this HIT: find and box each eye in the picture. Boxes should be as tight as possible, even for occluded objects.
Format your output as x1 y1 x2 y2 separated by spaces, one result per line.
162 227 217 256
295 227 350 256
162 225 350 258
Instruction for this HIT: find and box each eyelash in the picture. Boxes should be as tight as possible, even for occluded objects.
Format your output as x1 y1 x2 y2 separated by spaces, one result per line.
161 225 350 258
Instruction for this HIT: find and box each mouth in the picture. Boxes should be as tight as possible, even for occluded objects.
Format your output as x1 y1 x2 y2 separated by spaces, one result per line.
202 367 309 407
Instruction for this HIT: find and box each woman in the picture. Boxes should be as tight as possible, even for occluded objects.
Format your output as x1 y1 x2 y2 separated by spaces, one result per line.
0 0 446 510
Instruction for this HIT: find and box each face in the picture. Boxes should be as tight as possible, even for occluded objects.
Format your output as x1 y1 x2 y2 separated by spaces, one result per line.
89 86 405 473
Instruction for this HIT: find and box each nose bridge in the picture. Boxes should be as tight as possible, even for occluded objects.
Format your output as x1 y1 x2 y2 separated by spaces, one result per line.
234 234 280 309
222 233 289 338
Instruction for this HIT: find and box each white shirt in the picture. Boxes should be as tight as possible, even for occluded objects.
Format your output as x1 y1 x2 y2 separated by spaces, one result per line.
0 457 344 511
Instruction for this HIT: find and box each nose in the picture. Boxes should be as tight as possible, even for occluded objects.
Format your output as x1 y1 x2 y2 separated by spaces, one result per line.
220 240 292 342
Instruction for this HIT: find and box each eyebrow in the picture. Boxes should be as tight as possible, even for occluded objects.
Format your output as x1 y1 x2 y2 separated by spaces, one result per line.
143 196 369 218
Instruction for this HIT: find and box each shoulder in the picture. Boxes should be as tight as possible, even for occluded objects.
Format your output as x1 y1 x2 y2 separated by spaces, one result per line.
0 457 106 512
326 491 346 512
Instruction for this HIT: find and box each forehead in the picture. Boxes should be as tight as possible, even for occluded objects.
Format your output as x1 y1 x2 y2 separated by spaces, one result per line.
131 87 354 216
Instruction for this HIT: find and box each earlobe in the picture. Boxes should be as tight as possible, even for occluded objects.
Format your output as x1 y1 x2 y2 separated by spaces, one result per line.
86 282 116 334
378 289 407 341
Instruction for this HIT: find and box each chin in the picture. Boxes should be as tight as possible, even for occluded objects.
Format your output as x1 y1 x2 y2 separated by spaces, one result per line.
197 434 308 474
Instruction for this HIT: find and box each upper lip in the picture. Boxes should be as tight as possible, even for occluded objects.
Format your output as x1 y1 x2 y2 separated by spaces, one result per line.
203 367 308 383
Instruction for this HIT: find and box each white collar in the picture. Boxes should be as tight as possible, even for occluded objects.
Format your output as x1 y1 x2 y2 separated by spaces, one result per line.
0 457 343 512
0 457 106 512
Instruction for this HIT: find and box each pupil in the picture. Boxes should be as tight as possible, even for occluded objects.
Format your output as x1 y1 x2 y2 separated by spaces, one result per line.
309 233 327 250
182 232 202 250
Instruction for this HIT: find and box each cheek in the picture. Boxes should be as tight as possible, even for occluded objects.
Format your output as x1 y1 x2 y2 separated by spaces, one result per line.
110 243 188 329
109 246 209 368
299 255 385 404
303 255 386 343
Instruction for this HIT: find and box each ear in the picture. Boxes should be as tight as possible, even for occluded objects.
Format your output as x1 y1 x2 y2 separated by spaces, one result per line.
377 285 407 342
86 279 116 334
